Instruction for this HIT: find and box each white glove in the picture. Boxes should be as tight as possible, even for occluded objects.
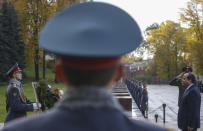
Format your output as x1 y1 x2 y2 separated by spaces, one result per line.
47 84 52 88
33 103 42 110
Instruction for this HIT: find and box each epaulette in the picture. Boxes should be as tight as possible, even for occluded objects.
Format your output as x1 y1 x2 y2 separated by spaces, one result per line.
11 83 27 104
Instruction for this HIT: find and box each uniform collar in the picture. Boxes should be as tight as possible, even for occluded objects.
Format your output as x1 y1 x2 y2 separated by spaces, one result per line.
56 87 123 111
9 78 21 86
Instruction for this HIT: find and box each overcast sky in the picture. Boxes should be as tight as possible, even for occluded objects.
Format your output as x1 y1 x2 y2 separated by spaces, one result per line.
94 0 188 33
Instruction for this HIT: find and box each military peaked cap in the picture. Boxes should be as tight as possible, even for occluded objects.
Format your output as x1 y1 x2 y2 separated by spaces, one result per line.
39 2 142 57
182 66 193 72
6 63 21 77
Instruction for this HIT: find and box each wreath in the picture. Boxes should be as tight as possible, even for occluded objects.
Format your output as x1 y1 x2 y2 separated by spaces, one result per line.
36 80 59 111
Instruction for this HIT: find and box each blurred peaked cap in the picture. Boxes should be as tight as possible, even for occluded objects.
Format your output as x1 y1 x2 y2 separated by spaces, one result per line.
183 66 192 72
39 2 143 57
6 63 22 77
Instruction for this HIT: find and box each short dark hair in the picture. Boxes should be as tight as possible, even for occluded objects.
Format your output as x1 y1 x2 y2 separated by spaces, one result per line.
187 73 196 84
62 65 119 87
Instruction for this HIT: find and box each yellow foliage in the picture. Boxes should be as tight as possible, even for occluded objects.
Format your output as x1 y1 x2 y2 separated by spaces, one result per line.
180 0 203 75
121 53 139 64
147 21 188 79
55 0 81 12
8 0 79 67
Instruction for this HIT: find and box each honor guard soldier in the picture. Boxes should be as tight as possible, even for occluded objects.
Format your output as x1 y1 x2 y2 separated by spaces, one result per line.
3 2 168 131
140 82 148 118
4 63 41 123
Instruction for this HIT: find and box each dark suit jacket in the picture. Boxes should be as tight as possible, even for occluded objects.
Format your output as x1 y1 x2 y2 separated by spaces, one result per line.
178 84 201 129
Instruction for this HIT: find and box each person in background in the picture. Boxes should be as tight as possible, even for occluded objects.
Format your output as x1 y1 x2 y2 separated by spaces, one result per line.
3 2 168 131
5 63 41 123
136 81 143 108
141 82 148 118
178 73 201 131
169 66 192 107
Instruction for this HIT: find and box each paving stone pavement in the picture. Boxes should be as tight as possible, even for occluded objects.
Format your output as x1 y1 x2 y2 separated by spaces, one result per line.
0 123 4 130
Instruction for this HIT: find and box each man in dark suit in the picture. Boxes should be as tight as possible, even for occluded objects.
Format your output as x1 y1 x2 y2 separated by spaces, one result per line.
178 73 201 131
5 63 41 123
2 2 167 131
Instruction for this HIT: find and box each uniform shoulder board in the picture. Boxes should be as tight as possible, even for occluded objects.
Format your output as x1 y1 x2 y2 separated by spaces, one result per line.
12 83 17 88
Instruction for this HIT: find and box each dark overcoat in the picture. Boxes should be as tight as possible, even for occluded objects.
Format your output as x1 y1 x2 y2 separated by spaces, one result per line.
178 85 201 130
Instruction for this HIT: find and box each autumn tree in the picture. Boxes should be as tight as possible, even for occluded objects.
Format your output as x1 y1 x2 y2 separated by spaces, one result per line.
8 0 110 81
180 0 203 75
55 0 81 12
121 53 140 64
9 0 56 81
135 23 160 59
147 20 187 80
22 0 55 81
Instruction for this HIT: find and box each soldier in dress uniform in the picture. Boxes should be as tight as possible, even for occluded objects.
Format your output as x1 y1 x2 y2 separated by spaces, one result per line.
141 82 148 118
136 81 142 108
2 2 169 131
4 63 41 123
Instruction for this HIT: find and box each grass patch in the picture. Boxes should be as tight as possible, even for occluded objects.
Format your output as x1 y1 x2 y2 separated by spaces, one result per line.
23 65 55 83
0 84 7 123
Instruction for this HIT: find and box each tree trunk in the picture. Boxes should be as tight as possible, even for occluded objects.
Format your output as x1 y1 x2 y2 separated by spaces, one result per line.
35 49 39 81
43 50 45 80
34 0 39 82
167 65 170 81
175 43 178 76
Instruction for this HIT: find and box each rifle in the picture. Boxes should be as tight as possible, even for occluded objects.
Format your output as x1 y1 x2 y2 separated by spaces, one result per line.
146 102 148 119
32 82 42 112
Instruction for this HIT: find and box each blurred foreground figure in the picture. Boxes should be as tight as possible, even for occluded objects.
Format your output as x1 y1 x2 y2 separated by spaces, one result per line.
3 2 167 131
5 63 40 124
